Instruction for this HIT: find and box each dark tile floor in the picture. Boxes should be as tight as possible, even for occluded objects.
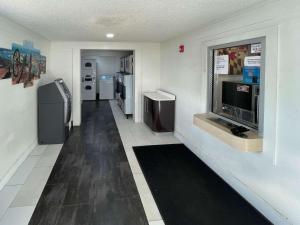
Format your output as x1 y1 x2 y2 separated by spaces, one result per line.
134 144 273 225
29 101 148 225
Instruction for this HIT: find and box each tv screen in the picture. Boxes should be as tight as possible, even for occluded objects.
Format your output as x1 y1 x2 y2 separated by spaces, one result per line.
222 82 252 111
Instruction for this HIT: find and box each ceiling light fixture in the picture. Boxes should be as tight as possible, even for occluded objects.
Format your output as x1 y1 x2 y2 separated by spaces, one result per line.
106 33 114 38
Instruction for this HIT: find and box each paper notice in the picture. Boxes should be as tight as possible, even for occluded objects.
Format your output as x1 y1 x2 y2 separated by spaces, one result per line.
251 43 262 53
214 55 229 75
244 56 261 67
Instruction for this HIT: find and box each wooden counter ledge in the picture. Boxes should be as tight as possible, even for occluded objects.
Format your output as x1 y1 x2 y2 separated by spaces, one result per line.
193 113 263 152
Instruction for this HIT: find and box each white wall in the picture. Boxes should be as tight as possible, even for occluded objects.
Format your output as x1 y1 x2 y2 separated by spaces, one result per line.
0 16 50 189
49 42 160 125
93 56 119 93
160 1 300 224
92 57 119 76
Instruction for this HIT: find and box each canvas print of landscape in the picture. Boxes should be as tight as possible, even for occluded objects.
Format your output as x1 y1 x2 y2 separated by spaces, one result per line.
0 41 46 88
0 48 13 80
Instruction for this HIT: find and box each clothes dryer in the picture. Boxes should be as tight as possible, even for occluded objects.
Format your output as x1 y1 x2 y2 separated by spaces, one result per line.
81 72 96 100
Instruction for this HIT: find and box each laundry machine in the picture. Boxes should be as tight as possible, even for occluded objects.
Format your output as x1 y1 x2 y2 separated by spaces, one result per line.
81 70 96 100
120 57 125 72
99 75 114 100
82 59 96 71
119 74 133 118
125 55 134 74
114 72 122 99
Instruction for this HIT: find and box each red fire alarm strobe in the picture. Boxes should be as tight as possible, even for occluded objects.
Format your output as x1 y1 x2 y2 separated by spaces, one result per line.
179 44 184 53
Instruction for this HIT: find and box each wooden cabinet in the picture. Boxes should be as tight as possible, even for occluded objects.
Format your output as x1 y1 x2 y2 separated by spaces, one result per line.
143 91 175 132
144 96 154 129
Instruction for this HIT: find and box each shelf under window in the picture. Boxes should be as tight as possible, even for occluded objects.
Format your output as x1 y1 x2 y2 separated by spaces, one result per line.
193 113 263 152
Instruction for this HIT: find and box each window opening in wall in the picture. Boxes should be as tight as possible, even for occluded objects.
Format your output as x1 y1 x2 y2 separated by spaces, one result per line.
207 37 265 135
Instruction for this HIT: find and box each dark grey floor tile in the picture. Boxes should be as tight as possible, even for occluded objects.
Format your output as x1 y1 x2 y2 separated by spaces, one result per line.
29 101 148 225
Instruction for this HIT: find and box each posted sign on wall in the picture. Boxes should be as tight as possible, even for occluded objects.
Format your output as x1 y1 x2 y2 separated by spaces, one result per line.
244 56 261 67
214 55 229 74
251 43 262 53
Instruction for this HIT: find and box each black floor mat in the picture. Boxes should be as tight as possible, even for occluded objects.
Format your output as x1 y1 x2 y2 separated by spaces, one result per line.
133 144 272 225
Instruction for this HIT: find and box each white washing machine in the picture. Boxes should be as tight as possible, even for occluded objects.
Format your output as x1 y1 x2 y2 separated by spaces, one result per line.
120 58 125 72
119 74 133 116
99 75 114 100
125 55 134 74
82 59 96 71
81 59 97 101
81 71 96 100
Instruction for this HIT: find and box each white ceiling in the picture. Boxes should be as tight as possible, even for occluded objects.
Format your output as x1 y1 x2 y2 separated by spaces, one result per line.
0 0 271 42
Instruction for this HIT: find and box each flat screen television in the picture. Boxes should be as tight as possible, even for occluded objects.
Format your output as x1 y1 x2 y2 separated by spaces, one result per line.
220 81 259 129
222 82 253 111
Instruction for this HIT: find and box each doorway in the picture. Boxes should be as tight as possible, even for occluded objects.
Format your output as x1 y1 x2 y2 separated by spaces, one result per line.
80 49 135 119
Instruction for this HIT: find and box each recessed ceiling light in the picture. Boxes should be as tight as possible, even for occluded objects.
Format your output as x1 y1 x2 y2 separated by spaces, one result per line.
106 33 114 38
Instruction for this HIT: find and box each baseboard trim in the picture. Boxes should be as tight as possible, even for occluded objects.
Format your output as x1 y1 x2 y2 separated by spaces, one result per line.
174 130 290 225
0 139 37 191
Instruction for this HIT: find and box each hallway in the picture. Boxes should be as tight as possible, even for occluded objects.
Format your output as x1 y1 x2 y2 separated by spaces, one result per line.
29 101 148 225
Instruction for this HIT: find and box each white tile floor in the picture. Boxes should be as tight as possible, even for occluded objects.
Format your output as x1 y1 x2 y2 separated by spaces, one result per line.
0 206 35 225
0 186 21 219
110 100 181 225
0 144 62 225
0 101 180 225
